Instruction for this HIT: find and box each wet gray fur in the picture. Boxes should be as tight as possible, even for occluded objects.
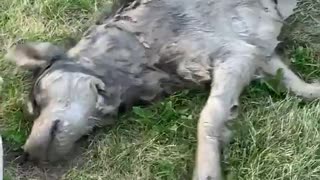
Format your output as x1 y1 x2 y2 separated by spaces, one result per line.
6 0 309 179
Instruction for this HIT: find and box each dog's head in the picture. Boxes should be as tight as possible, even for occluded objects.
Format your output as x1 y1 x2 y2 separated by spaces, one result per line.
5 42 117 162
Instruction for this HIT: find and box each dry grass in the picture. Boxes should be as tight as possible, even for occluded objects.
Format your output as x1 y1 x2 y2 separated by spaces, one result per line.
1 0 320 179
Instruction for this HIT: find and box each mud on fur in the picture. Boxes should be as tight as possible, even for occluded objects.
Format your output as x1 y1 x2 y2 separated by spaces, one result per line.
6 0 317 179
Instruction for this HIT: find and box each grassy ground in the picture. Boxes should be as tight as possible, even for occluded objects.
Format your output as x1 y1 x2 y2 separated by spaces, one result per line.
1 0 320 179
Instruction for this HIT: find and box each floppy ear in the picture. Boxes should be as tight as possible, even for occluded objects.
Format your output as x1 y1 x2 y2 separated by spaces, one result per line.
91 77 121 114
89 76 121 126
276 0 298 19
5 42 64 70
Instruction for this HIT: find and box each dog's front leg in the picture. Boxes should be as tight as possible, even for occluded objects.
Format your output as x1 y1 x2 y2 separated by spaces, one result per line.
193 53 256 180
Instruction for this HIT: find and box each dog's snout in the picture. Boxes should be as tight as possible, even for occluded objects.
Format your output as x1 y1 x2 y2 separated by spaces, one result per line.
22 147 41 162
21 150 42 163
22 119 62 162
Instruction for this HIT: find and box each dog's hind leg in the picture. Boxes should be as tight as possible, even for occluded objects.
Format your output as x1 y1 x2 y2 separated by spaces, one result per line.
193 51 256 180
261 53 320 100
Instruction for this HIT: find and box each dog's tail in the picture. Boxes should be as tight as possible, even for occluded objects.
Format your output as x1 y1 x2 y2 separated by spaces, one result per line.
261 53 320 100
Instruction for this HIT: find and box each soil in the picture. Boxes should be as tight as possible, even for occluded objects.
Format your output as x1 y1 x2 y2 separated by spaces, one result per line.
3 137 90 180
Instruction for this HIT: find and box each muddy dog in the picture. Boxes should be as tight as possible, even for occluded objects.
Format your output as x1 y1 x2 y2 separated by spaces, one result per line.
5 0 313 179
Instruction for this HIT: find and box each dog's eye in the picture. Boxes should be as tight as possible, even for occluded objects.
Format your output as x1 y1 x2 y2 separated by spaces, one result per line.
273 0 278 4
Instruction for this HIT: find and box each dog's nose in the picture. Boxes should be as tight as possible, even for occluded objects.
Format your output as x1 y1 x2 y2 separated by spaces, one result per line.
22 150 46 164
22 151 31 161
15 151 30 165
22 119 61 163
22 146 43 162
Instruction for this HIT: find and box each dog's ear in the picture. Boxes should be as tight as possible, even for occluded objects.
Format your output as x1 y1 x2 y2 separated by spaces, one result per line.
276 0 298 19
5 42 65 71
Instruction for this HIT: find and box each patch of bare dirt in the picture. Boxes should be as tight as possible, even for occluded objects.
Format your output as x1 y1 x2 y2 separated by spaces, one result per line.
3 137 91 180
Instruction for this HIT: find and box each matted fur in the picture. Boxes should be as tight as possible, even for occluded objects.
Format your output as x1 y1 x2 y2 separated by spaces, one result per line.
6 0 316 179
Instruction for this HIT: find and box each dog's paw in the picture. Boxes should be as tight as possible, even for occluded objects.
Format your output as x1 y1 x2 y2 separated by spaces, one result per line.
193 168 222 180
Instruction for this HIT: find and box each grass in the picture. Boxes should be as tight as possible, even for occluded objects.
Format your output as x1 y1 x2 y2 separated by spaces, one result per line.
1 0 320 179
